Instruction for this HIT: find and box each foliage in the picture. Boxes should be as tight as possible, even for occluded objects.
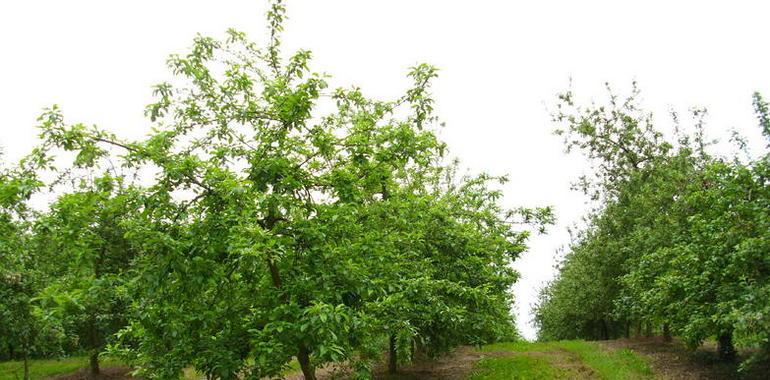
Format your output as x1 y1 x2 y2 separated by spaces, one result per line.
1 1 548 379
0 152 58 365
32 175 143 374
536 85 770 366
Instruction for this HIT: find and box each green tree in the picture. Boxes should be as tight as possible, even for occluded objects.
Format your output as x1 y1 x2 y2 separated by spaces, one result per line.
622 93 770 361
537 84 683 341
33 174 142 377
0 151 51 379
35 2 547 379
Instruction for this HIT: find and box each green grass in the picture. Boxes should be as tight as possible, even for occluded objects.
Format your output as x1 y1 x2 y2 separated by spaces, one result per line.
480 341 557 353
474 340 653 380
557 341 652 379
2 357 298 380
470 355 570 379
0 356 123 380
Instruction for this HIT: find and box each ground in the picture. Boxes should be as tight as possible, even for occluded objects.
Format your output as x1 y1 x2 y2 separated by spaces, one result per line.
2 338 768 379
375 341 650 380
0 357 125 380
598 337 770 380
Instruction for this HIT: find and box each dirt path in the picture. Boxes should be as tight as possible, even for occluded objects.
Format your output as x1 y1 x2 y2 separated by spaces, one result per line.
531 349 596 379
48 366 135 380
284 346 487 380
287 345 598 380
598 337 767 380
375 346 490 380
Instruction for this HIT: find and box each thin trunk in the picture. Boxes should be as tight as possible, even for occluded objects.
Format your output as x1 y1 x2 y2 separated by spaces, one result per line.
414 338 424 362
22 326 30 380
23 350 29 380
600 319 609 340
88 247 103 378
383 182 398 375
635 321 642 338
264 213 285 294
624 320 630 339
270 253 315 380
643 322 652 337
717 332 736 362
263 211 316 380
267 258 282 289
88 311 101 378
88 309 101 377
297 345 316 380
662 324 672 343
89 351 100 378
388 334 398 374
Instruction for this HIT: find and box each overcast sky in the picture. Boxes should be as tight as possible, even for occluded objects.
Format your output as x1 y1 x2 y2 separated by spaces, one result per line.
2 0 769 340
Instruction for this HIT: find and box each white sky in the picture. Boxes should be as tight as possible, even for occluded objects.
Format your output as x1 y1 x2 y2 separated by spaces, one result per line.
1 1 769 340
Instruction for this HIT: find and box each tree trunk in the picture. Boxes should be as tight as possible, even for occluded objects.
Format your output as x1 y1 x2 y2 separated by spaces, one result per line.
662 324 672 343
413 338 425 362
23 350 29 380
600 319 609 340
89 351 100 378
388 334 398 374
264 211 315 379
717 332 736 362
297 345 316 380
22 328 30 380
88 248 103 379
624 320 630 339
635 321 642 338
88 314 101 378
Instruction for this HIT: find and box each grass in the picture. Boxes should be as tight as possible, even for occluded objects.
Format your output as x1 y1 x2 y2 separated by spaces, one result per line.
473 340 653 379
2 357 299 380
0 356 123 380
470 355 571 379
0 357 254 380
557 341 652 379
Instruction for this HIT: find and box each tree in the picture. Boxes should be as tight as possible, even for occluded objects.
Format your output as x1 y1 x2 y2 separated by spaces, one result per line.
0 151 50 379
36 2 547 379
33 174 142 377
370 168 546 372
537 84 684 341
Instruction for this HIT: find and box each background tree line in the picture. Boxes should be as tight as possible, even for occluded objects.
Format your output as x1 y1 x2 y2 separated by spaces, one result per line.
535 83 770 367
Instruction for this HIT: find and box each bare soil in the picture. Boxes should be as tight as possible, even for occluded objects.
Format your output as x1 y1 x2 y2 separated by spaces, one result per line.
298 345 597 380
598 337 769 380
48 366 136 380
374 346 490 380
